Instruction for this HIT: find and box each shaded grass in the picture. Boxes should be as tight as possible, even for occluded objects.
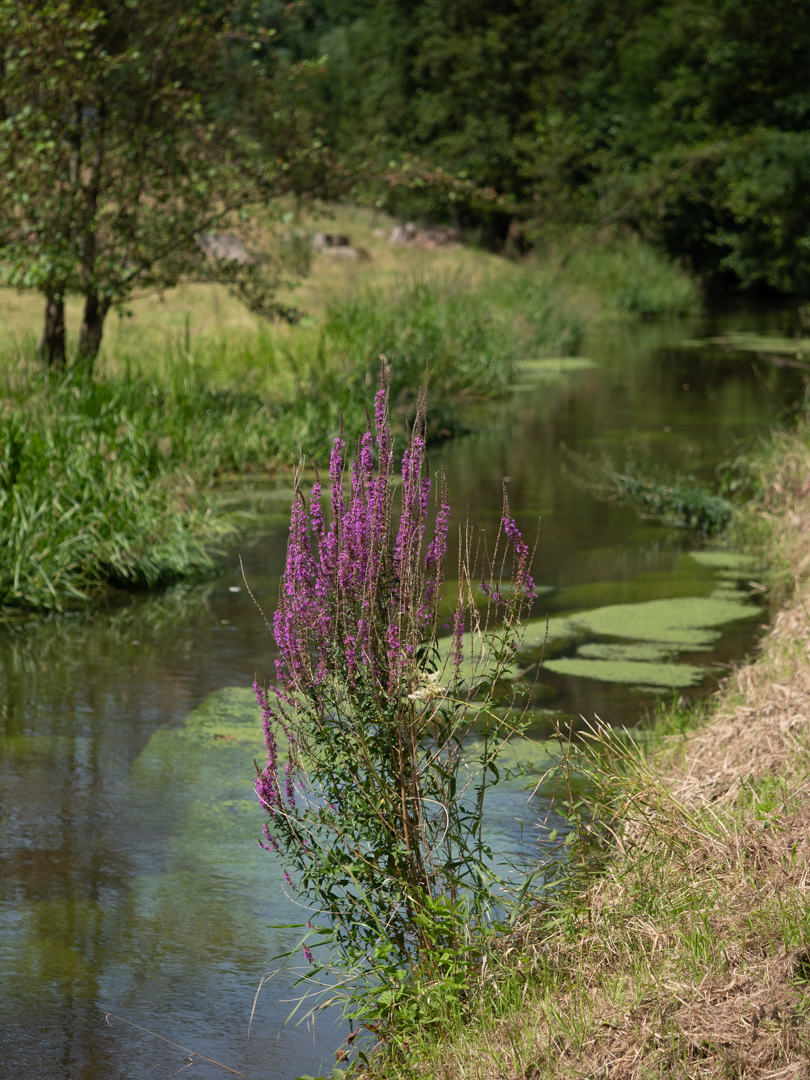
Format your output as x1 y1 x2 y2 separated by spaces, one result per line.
562 237 701 317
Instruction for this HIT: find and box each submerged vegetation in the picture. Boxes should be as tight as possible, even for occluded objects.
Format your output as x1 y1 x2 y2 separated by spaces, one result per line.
563 447 734 536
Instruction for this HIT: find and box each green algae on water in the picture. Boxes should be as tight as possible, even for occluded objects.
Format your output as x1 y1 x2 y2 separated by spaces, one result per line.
680 332 810 356
576 642 677 662
543 657 705 688
524 595 759 652
434 554 760 693
512 357 599 390
519 357 599 378
686 551 757 571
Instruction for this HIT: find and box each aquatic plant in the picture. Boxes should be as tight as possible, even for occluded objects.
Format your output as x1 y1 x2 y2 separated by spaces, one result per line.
542 656 705 688
253 374 539 1042
521 594 759 654
563 447 732 535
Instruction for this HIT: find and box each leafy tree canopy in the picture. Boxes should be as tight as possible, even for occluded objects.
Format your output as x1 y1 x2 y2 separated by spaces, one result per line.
285 0 810 290
0 0 324 365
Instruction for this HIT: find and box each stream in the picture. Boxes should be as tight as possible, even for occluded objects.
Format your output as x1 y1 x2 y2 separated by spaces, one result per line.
1 305 807 1079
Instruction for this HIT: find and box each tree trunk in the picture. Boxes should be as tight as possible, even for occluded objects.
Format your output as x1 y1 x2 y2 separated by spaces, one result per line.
76 292 109 368
75 98 107 371
39 295 66 368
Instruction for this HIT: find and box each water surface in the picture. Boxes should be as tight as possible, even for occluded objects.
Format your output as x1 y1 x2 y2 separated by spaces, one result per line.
1 307 805 1079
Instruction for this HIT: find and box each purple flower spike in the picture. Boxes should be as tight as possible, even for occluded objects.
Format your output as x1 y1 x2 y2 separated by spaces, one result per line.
503 516 537 602
250 370 544 979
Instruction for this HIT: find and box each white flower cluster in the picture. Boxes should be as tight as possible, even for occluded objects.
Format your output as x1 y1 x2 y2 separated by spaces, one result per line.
407 670 447 702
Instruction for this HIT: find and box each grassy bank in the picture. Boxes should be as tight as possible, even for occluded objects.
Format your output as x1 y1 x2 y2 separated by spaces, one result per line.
360 425 810 1079
0 278 524 611
0 214 699 611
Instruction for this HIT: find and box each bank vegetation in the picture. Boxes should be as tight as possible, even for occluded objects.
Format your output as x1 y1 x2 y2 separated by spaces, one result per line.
0 225 696 612
359 423 810 1079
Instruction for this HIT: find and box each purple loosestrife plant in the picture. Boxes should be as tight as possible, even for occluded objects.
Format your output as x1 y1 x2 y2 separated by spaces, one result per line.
254 374 539 1026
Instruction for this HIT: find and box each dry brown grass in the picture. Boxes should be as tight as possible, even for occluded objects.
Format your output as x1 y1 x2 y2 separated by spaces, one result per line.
374 429 810 1080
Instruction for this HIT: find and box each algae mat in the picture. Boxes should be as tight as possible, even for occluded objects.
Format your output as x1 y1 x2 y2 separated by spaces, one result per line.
528 579 760 689
523 595 760 652
681 332 810 356
543 657 705 688
437 583 760 690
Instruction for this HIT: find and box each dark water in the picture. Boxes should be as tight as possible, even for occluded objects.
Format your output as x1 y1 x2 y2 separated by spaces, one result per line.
0 307 805 1079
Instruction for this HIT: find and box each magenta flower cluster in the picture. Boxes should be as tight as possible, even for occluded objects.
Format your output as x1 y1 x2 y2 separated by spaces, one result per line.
254 384 455 836
273 382 450 699
254 379 536 860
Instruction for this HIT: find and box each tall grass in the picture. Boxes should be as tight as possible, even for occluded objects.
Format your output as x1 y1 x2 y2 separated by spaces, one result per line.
0 368 241 610
0 278 557 611
563 238 700 317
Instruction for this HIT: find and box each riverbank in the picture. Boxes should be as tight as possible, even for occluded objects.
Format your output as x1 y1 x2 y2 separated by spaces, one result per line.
0 221 698 612
366 422 810 1079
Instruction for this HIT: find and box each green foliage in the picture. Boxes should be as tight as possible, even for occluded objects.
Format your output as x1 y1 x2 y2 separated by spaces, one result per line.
285 0 810 290
315 279 519 434
712 132 810 294
564 448 733 535
284 0 543 216
563 241 700 317
0 275 534 610
271 274 581 457
0 237 695 613
608 472 732 534
0 0 322 362
0 365 244 610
